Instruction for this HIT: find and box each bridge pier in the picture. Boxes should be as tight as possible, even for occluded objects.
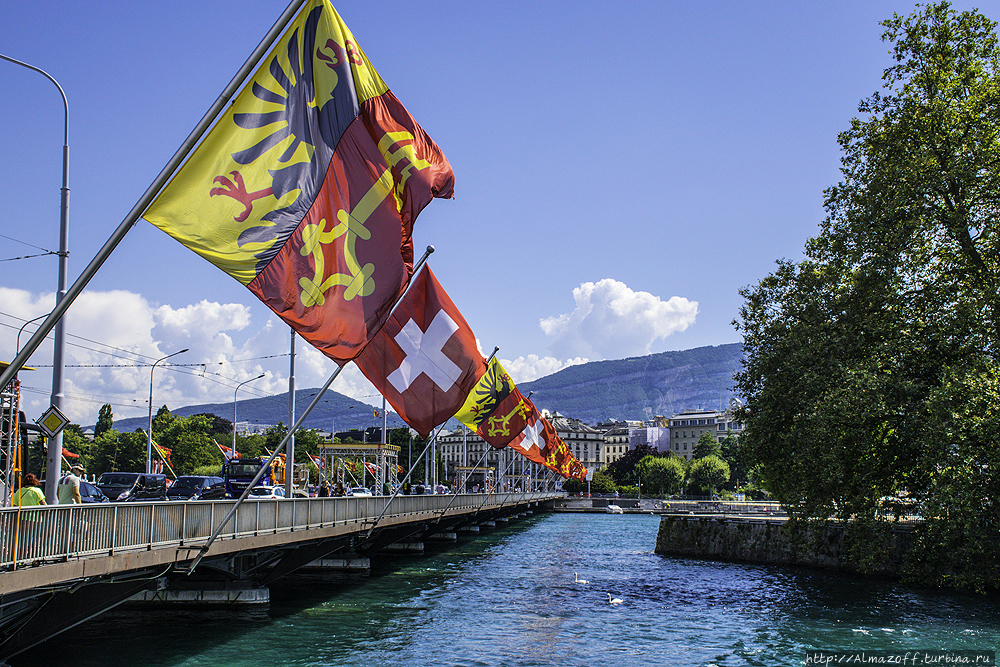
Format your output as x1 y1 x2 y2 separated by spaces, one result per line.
130 583 269 606
383 542 424 554
425 532 457 542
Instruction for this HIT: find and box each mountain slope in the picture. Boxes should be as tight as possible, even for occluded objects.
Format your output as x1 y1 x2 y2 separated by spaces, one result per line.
521 343 742 423
109 343 743 432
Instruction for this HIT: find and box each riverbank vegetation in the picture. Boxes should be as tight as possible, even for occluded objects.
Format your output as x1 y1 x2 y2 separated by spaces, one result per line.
734 2 1000 592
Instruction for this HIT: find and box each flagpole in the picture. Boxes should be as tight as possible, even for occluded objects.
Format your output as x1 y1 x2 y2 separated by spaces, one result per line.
0 0 311 393
187 244 435 574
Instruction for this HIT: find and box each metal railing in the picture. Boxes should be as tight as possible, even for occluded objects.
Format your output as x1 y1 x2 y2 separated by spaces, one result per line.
0 493 553 569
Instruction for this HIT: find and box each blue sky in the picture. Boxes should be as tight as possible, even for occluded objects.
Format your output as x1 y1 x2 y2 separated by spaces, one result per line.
3 0 995 426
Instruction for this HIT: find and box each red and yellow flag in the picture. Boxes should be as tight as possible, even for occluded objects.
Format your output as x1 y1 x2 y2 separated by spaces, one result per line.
144 0 453 363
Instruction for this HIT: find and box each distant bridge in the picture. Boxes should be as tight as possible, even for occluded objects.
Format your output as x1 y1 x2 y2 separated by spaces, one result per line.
0 492 558 661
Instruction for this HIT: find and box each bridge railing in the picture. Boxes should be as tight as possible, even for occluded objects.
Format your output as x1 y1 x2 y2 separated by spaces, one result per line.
0 493 553 569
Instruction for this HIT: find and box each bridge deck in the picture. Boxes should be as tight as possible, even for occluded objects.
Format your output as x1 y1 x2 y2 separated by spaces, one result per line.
0 492 558 595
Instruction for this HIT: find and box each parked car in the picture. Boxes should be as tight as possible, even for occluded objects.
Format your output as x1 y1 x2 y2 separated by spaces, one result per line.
167 475 227 501
80 479 110 503
96 472 168 501
44 478 110 503
245 485 285 499
350 486 372 497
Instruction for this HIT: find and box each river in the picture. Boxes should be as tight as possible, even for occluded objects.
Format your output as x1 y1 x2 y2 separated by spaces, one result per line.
24 512 1000 666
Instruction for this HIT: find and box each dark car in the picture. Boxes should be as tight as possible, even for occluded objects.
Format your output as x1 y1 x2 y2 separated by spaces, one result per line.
44 478 110 503
80 479 110 503
167 475 227 501
96 472 168 501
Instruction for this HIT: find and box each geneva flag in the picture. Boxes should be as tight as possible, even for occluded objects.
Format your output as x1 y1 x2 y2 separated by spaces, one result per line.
144 0 454 363
355 266 485 438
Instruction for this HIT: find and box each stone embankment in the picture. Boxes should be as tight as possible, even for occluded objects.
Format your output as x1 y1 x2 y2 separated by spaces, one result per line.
655 513 916 577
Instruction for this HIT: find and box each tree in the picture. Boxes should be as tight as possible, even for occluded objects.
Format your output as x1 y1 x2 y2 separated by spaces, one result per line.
152 405 174 436
158 415 216 475
606 444 660 485
693 432 721 460
687 455 730 498
95 404 114 439
734 2 1000 588
643 456 686 496
88 430 148 474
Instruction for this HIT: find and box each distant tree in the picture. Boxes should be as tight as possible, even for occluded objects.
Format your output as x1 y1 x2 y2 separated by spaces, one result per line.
158 415 215 475
152 405 174 436
89 430 148 474
95 404 114 439
606 444 660 485
693 432 721 459
688 455 730 497
191 413 232 441
643 457 686 496
61 426 91 472
590 470 617 494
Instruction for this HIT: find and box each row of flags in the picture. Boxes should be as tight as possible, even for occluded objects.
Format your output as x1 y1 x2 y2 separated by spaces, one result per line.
355 267 587 480
141 0 583 480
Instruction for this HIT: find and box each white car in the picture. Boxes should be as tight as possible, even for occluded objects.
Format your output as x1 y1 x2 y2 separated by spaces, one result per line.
246 486 286 499
349 486 372 497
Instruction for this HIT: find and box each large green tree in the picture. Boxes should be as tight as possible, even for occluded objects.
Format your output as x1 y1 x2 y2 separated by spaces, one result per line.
734 2 1000 589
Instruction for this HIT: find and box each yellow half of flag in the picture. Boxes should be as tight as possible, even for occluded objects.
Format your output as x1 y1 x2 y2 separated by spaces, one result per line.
144 0 388 285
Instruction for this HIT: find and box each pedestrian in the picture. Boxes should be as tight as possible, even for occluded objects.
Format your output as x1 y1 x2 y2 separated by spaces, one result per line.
14 474 46 507
58 463 84 504
318 481 329 497
14 473 46 560
334 481 345 496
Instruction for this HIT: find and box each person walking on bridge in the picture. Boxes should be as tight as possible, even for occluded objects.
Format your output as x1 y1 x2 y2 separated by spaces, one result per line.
57 463 84 504
14 474 45 507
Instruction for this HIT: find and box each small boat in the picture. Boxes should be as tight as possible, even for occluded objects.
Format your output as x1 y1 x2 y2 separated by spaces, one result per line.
606 504 624 514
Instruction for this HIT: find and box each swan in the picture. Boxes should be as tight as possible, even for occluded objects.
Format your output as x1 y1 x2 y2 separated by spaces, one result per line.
607 593 623 605
574 572 589 584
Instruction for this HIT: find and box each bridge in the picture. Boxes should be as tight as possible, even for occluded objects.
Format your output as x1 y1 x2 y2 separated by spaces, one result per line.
0 491 558 661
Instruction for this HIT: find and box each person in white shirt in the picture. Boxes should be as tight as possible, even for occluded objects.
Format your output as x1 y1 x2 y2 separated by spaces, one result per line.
57 463 84 504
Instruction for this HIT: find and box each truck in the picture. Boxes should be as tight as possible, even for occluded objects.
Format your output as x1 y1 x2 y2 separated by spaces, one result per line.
222 455 285 497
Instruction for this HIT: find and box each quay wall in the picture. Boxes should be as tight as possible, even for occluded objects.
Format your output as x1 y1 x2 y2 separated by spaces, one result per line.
655 515 916 577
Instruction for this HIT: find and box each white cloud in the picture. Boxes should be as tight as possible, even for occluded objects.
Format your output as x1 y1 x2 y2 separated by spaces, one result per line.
0 288 388 426
501 354 589 383
540 279 698 360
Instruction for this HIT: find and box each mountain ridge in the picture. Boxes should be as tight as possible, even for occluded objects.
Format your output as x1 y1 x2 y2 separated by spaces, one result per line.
110 343 743 433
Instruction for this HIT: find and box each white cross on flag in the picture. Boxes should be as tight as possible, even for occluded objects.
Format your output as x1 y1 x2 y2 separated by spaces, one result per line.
355 266 485 437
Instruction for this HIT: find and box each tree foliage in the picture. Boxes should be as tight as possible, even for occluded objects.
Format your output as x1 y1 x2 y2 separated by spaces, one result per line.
693 432 721 460
95 404 114 439
643 456 686 496
734 1 1000 590
687 455 730 497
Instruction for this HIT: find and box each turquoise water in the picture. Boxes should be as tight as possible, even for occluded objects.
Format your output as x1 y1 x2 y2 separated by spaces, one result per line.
25 513 1000 666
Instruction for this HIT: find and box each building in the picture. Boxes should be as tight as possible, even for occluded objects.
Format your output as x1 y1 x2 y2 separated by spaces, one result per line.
667 408 743 460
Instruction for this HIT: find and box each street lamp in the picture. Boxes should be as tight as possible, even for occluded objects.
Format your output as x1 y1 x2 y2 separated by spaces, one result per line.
147 349 188 474
232 373 266 454
2 54 70 503
16 313 48 352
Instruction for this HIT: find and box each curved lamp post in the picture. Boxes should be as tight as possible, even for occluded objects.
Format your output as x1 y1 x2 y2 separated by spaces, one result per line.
147 349 188 473
16 313 48 351
232 374 265 454
2 54 70 503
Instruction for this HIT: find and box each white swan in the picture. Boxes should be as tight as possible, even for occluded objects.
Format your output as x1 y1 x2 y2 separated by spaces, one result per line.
607 593 623 605
574 572 589 584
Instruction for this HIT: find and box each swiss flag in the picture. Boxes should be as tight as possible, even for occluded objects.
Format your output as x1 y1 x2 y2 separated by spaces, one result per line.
355 266 485 438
